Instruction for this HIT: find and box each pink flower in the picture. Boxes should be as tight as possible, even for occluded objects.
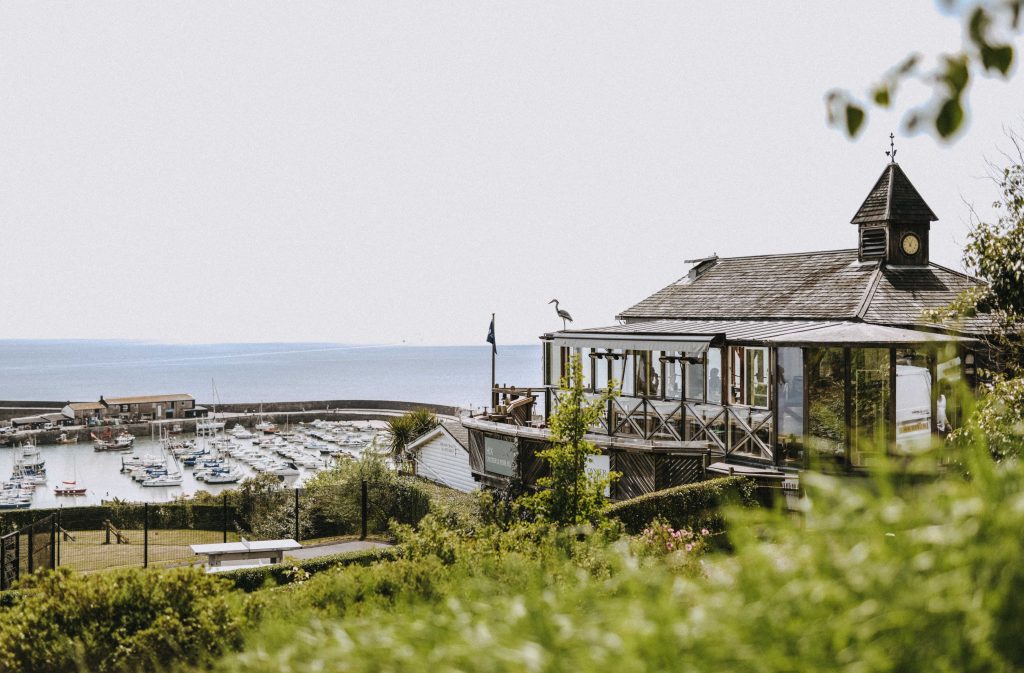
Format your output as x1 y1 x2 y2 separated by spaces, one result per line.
666 542 674 550
700 528 709 536
685 543 693 552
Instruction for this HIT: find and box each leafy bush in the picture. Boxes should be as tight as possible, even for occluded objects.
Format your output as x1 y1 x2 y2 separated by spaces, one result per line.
217 546 398 592
0 567 248 673
216 449 1024 673
302 454 431 536
604 476 758 534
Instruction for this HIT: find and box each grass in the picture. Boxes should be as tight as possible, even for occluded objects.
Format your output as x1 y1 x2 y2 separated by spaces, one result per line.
56 529 393 574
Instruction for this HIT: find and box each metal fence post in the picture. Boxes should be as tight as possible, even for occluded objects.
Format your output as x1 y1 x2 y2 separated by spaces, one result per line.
49 516 56 570
14 532 20 584
143 503 149 569
1 535 7 590
222 494 228 544
294 488 300 542
56 508 61 567
27 524 34 575
360 480 368 541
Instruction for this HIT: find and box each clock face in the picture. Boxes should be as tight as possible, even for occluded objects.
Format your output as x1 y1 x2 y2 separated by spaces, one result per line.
901 234 920 256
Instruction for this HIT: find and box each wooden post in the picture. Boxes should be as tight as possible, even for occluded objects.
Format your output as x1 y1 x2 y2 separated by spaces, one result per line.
294 488 300 542
222 494 228 544
143 503 149 569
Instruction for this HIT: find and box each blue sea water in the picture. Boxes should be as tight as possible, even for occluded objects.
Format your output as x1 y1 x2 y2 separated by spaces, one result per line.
0 341 541 408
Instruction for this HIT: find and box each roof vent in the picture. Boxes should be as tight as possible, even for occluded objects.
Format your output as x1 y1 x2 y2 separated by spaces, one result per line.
860 228 886 260
683 254 718 283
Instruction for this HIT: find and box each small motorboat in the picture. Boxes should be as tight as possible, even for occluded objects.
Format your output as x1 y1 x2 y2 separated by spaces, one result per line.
54 480 87 496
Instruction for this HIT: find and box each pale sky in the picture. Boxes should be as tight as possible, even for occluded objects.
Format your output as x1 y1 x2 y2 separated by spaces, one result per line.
1 2 1021 345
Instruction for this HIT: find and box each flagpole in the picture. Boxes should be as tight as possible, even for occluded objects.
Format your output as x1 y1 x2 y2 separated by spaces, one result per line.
490 313 496 408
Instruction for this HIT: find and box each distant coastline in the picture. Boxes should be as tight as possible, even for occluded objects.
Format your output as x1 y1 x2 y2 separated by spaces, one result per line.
0 340 542 407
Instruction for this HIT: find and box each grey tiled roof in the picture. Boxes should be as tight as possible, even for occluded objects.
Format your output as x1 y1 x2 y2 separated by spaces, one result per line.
617 250 991 335
862 264 993 334
618 250 875 321
851 163 938 224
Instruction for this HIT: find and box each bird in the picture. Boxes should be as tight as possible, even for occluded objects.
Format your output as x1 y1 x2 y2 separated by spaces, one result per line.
549 299 573 330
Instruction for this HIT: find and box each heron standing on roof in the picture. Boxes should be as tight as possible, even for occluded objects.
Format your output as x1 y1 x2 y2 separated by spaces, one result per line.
549 299 573 330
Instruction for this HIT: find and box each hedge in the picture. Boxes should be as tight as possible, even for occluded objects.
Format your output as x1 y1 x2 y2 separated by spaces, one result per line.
216 546 399 592
605 476 758 535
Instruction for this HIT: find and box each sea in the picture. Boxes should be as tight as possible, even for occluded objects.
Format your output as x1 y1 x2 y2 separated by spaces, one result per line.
0 340 541 408
0 340 541 507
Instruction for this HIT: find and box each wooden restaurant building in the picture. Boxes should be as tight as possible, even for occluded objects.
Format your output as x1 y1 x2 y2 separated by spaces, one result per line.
462 160 991 497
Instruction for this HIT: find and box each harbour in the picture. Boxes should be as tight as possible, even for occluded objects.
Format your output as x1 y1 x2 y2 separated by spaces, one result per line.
0 417 391 509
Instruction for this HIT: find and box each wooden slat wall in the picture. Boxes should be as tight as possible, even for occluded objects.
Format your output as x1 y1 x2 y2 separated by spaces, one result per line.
655 456 705 490
612 452 655 499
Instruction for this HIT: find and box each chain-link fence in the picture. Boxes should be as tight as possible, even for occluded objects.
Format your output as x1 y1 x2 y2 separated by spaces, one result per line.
0 513 56 589
0 479 429 578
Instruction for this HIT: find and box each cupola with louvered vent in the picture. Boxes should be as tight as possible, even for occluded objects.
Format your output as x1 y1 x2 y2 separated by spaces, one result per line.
851 161 937 266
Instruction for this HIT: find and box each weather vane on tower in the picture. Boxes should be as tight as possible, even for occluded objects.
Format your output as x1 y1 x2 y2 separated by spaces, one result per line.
886 132 897 163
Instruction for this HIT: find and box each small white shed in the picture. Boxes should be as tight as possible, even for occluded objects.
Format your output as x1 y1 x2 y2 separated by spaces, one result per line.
409 423 476 493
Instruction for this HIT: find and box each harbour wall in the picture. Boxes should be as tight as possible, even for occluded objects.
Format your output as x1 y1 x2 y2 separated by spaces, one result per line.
0 399 464 445
0 399 461 422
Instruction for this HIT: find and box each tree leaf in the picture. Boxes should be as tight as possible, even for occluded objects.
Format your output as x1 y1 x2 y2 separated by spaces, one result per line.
845 104 865 137
981 44 1014 75
873 86 891 107
942 55 970 93
935 97 964 138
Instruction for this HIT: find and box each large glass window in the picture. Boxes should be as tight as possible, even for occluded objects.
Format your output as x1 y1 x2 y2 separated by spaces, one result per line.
728 347 769 407
632 351 655 397
609 351 628 393
663 352 683 399
851 348 890 466
807 348 846 463
593 351 610 391
896 348 933 454
935 348 963 437
685 356 705 401
706 348 723 404
777 347 804 466
572 347 592 390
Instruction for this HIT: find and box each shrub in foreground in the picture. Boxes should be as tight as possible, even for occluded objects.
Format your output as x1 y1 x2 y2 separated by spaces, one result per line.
218 546 398 592
0 567 248 673
218 449 1024 673
605 475 758 534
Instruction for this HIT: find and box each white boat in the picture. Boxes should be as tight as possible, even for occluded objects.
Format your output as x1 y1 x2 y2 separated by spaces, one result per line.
93 431 135 451
195 419 225 436
204 467 243 484
142 473 183 487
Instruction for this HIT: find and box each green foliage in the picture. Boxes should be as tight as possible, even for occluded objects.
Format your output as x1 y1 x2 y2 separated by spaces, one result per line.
605 476 759 534
0 567 248 673
957 376 1024 461
213 446 1024 673
217 546 399 592
630 517 710 576
964 146 1024 322
302 453 431 536
387 408 439 460
827 1 1021 139
521 354 619 525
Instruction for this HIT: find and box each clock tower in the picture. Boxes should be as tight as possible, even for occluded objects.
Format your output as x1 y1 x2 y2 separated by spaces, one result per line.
851 159 937 266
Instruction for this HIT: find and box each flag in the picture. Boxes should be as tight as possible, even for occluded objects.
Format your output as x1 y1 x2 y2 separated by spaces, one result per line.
486 315 496 354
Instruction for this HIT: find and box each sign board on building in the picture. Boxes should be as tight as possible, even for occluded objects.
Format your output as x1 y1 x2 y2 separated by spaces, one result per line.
484 436 516 476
